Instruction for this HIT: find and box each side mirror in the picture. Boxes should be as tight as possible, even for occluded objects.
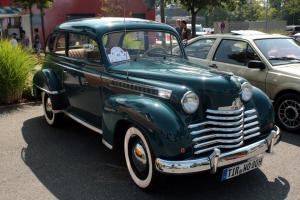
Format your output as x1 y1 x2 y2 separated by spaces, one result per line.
83 44 95 52
248 60 266 69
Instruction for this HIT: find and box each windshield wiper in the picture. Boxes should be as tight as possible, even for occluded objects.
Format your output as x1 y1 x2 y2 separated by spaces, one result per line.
269 57 300 61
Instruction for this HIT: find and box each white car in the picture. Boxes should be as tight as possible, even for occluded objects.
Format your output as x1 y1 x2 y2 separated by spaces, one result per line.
174 31 300 132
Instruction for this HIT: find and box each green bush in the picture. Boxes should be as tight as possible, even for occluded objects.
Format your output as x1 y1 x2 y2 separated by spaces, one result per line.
0 40 38 104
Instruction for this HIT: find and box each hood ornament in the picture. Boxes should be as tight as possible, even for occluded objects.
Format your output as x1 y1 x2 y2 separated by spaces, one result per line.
210 69 234 78
218 97 243 110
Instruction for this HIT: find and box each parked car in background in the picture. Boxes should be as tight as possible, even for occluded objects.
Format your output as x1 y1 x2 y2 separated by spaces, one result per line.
291 33 300 42
175 30 300 132
286 25 300 35
188 24 206 36
32 18 281 189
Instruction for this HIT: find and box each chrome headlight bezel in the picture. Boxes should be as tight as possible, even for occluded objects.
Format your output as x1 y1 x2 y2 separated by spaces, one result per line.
241 82 253 101
181 91 199 114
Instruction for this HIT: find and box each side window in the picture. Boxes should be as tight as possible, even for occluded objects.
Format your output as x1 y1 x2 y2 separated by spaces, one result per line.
55 34 66 55
68 33 101 63
185 39 216 59
213 40 247 66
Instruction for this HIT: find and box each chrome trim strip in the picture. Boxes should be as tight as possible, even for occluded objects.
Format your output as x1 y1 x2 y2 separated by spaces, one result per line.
155 126 280 174
54 62 100 77
194 141 244 154
206 106 244 115
190 124 244 135
63 111 103 134
206 113 244 121
192 130 243 142
244 127 260 135
244 109 256 115
244 132 261 140
34 84 65 95
189 118 244 127
102 139 113 149
244 121 259 128
103 77 172 99
244 115 258 122
194 136 244 149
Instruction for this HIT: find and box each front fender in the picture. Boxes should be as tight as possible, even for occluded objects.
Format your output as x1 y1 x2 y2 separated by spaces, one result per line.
33 68 69 110
102 95 193 160
251 86 275 135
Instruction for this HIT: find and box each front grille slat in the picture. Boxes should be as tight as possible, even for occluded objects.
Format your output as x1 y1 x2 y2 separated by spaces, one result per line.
189 106 261 156
192 130 243 142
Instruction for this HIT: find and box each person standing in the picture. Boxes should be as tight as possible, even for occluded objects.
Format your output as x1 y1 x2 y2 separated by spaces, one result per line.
180 20 192 40
175 19 182 36
20 30 30 48
34 28 42 62
10 33 18 47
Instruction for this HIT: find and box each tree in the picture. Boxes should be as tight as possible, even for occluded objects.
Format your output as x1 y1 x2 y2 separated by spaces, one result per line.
12 0 36 42
173 0 242 38
285 0 300 24
36 0 55 45
98 0 123 17
143 0 165 23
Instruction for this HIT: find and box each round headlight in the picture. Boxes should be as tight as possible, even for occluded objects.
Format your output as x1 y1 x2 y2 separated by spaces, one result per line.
241 82 253 101
181 91 199 114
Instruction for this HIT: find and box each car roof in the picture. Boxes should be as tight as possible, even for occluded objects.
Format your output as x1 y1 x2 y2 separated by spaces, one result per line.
54 17 176 35
190 32 289 42
231 30 266 35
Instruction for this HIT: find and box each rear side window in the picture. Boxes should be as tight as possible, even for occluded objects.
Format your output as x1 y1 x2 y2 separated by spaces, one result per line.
45 33 65 55
184 38 216 59
213 40 248 66
55 34 66 55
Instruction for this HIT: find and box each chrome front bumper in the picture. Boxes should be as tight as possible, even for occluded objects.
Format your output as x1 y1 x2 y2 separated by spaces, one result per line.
155 125 281 174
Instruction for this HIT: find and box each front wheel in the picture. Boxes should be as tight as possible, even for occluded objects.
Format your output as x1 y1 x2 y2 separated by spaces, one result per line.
274 93 300 133
124 126 162 189
42 92 64 127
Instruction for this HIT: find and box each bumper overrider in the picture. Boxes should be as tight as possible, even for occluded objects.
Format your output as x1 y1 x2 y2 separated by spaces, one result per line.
155 125 281 174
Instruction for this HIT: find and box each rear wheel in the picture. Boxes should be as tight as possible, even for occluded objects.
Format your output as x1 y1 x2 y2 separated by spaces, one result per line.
274 93 300 133
42 92 64 126
124 126 162 190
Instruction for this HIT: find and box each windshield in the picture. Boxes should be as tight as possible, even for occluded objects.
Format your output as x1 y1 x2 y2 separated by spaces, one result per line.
195 26 203 32
103 31 183 63
254 38 300 66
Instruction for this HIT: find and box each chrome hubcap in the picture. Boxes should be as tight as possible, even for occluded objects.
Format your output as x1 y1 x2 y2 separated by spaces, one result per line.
45 97 52 112
278 100 300 128
132 143 147 171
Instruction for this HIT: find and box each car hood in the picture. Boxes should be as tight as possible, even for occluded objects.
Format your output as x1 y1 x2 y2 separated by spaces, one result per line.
108 58 243 95
272 63 300 77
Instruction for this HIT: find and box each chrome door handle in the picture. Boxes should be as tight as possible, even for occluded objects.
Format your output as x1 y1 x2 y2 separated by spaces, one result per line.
209 64 218 68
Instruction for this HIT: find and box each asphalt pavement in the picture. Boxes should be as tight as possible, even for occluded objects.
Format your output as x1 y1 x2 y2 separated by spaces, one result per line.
0 103 299 200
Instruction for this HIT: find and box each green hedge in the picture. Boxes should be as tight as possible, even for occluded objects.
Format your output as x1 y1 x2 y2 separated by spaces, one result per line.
0 40 38 104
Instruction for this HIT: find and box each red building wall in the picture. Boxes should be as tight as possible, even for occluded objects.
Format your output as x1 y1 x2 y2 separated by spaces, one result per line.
0 0 14 6
27 0 155 48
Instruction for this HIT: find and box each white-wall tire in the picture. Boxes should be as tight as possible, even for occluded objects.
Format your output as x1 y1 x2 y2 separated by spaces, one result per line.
124 126 156 189
42 92 64 126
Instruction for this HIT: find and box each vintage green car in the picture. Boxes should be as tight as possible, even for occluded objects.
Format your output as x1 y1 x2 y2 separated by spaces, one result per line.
32 18 281 189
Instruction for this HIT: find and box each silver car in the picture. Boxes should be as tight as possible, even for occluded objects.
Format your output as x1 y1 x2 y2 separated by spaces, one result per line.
176 31 300 132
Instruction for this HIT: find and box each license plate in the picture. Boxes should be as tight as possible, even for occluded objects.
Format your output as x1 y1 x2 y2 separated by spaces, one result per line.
221 156 263 181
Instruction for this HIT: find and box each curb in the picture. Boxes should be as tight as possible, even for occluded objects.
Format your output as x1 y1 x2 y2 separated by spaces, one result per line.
0 101 42 108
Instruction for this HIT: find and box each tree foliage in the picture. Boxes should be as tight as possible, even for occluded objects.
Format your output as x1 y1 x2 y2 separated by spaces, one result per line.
98 0 124 17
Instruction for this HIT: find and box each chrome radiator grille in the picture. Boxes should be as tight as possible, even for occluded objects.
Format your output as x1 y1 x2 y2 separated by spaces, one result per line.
188 107 260 155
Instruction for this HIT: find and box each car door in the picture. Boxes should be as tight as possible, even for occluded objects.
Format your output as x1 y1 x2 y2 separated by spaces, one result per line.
207 39 267 92
185 38 217 67
61 33 104 129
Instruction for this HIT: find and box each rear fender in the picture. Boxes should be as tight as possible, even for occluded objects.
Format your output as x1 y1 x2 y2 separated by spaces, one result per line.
33 69 69 110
